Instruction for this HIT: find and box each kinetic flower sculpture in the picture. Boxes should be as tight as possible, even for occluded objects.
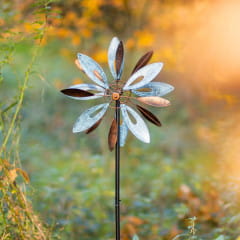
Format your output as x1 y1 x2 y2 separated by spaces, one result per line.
61 37 174 151
61 37 174 240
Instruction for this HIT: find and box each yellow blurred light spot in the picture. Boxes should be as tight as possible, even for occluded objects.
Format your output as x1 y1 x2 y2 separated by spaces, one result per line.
65 11 77 22
125 38 135 50
81 28 92 38
72 78 83 85
71 35 81 46
153 47 176 70
236 236 240 240
209 90 238 105
82 0 102 14
93 49 107 64
135 30 154 48
24 22 42 33
56 28 71 38
24 22 34 32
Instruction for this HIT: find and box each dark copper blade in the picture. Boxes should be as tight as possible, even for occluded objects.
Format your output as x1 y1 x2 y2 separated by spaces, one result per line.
115 41 124 78
136 105 162 127
85 116 103 134
108 118 118 151
131 50 153 75
61 88 94 97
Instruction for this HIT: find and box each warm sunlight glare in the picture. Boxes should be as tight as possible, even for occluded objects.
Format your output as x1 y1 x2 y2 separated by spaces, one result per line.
185 0 240 86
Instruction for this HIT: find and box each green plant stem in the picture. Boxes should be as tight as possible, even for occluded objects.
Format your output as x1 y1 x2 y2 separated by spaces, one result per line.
0 31 45 158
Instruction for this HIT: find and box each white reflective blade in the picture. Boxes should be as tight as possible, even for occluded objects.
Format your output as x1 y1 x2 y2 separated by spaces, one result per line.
67 83 105 100
123 62 163 90
77 53 109 88
73 103 109 133
121 104 150 143
132 82 174 97
108 37 124 80
120 120 128 147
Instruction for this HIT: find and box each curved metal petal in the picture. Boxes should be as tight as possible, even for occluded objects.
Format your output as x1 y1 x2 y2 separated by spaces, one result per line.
136 105 162 127
132 82 174 97
61 88 94 97
65 84 105 100
121 104 150 143
120 119 128 147
77 53 108 88
123 62 163 91
137 96 170 107
131 50 153 75
108 37 124 80
108 118 118 151
73 103 109 133
85 116 104 134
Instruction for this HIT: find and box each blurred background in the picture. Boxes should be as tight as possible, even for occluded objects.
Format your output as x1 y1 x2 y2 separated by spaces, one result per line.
0 0 240 239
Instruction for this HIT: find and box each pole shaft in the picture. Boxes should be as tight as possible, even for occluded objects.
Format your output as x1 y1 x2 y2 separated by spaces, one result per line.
115 99 121 240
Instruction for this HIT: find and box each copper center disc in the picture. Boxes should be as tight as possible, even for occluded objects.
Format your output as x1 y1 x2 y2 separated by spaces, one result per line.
112 92 120 100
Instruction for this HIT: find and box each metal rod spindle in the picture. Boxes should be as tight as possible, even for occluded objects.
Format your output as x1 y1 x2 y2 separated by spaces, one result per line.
115 99 121 240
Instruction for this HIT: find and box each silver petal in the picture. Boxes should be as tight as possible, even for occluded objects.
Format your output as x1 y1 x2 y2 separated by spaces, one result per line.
67 83 105 100
123 62 163 90
108 37 124 80
73 103 109 133
77 53 109 88
120 119 128 147
132 82 174 97
121 104 150 143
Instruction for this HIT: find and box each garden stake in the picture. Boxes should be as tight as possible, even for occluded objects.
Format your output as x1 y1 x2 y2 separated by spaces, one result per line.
60 37 174 240
115 99 121 240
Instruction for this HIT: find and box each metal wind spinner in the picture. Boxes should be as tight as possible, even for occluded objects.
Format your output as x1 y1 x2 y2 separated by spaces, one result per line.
61 37 174 150
60 37 174 240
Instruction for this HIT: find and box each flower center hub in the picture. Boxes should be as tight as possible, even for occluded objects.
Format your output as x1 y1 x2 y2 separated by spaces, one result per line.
112 92 120 100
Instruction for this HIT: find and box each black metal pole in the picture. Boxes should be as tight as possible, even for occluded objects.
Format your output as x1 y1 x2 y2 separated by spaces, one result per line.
115 99 121 240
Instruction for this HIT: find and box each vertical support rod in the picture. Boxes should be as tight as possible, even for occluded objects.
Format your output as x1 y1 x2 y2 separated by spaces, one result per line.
115 99 121 240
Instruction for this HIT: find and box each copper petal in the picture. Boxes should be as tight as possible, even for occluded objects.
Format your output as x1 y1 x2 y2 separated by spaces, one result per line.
75 59 84 72
85 116 104 134
131 51 153 75
61 88 94 97
115 41 124 79
108 118 118 151
137 96 170 107
136 105 161 127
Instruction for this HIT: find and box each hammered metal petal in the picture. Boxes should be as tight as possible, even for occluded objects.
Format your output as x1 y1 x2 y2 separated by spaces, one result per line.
108 118 118 151
108 37 124 80
77 54 108 88
65 84 105 100
61 88 94 97
73 103 109 133
132 82 174 97
85 116 104 134
123 62 163 90
131 50 153 75
120 120 128 147
137 96 170 107
136 105 162 127
121 104 150 143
